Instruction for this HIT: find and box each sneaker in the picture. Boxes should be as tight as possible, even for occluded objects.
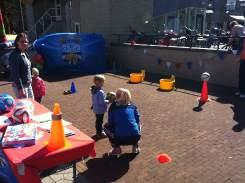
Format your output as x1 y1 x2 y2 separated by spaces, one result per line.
132 144 141 154
240 94 245 98
109 147 122 156
101 130 107 136
235 91 240 96
96 132 106 138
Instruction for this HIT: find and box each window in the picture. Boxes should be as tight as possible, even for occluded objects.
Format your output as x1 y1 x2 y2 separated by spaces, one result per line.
73 22 80 32
167 16 175 31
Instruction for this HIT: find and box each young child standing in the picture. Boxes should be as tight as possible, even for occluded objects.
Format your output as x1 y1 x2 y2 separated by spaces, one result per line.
91 75 108 137
31 67 46 103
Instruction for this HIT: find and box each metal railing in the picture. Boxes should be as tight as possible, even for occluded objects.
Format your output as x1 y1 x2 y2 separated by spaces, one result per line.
111 34 244 50
28 8 61 42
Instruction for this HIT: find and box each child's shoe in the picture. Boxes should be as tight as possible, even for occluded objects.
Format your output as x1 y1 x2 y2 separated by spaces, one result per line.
132 144 140 154
101 131 107 137
109 147 122 156
96 131 107 138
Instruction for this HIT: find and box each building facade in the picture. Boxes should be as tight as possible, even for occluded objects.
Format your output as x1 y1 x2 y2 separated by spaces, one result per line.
152 0 227 33
3 0 245 42
3 0 153 41
25 0 72 41
73 0 154 41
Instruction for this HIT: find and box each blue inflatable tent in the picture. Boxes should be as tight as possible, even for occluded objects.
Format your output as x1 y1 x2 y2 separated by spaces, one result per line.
33 33 106 74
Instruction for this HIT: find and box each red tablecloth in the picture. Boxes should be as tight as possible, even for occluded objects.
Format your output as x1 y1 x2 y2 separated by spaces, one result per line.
1 101 96 183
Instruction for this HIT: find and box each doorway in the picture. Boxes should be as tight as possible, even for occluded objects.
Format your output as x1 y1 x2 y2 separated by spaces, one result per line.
196 14 204 34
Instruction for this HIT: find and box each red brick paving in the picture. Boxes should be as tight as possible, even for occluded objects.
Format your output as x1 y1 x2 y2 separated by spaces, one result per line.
1 73 245 183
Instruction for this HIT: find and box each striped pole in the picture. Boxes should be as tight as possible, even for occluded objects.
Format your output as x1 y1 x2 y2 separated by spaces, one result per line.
0 7 7 42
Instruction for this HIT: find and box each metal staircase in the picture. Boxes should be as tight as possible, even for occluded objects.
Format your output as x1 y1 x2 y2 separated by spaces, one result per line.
28 8 61 42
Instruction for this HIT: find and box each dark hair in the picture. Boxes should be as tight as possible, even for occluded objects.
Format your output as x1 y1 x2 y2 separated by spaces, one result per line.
14 32 28 48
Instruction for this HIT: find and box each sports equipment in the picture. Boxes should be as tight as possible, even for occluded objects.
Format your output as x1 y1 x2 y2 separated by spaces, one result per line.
0 93 15 113
12 100 34 123
201 72 210 81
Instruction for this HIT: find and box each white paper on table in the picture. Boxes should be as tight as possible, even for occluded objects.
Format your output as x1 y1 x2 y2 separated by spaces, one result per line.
64 127 75 137
38 122 74 137
32 112 52 123
37 119 72 131
0 116 12 126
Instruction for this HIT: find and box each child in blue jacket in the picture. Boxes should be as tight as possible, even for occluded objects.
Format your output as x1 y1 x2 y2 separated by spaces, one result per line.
91 75 108 137
104 88 141 156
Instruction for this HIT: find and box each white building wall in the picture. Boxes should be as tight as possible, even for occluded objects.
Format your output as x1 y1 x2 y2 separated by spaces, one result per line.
76 0 153 41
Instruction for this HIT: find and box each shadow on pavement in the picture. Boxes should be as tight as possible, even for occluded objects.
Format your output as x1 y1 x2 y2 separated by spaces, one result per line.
108 70 236 99
109 70 245 132
216 96 245 132
42 72 91 82
91 134 107 142
77 153 137 183
192 102 206 112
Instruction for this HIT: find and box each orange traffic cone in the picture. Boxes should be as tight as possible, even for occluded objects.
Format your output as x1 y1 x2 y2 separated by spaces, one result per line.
47 103 66 152
198 80 210 103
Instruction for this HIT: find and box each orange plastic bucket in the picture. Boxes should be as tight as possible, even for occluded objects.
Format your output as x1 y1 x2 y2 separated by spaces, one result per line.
130 73 143 83
159 75 175 91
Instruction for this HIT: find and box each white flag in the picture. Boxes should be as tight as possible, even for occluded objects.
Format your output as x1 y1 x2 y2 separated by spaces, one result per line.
166 62 171 69
199 60 203 67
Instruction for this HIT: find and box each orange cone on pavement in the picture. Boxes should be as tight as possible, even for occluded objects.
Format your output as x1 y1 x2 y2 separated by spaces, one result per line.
47 103 66 152
157 154 172 164
198 80 209 103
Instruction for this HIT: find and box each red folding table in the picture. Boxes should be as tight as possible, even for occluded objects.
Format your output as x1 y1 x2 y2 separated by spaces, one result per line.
0 101 96 183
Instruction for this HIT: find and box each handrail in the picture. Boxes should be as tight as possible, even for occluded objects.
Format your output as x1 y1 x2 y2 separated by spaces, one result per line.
28 8 60 42
111 33 245 50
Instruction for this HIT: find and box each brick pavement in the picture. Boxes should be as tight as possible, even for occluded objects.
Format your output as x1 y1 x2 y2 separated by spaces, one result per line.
1 73 245 183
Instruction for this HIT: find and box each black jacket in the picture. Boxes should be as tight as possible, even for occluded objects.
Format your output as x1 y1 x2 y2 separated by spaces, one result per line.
9 48 32 89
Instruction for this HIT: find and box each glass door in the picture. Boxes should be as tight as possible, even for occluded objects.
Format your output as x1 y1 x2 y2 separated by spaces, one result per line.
196 14 204 34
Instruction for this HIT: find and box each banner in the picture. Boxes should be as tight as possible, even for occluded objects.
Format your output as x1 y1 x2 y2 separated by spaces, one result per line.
157 58 162 64
175 63 181 69
166 61 171 69
218 51 225 61
187 62 192 70
199 60 203 67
